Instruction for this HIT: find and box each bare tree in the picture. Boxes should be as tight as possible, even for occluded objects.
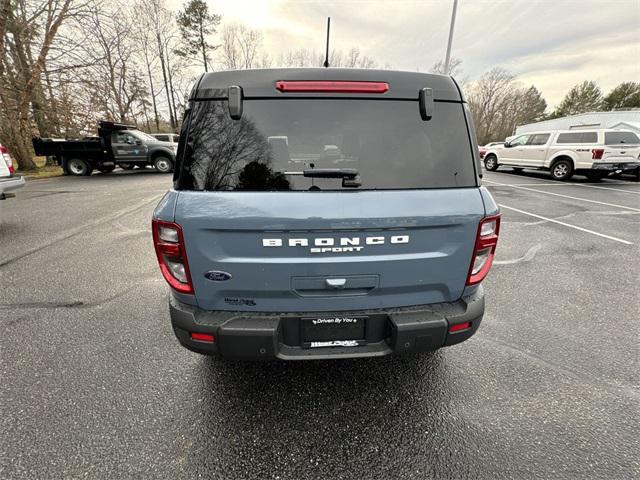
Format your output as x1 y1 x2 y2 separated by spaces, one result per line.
0 0 75 170
81 4 148 123
220 23 262 70
466 67 547 144
430 57 463 77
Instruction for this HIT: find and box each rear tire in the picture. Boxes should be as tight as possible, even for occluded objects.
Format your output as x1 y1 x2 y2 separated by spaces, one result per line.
484 155 499 171
154 156 174 173
97 165 115 174
550 159 573 181
67 158 92 176
586 171 607 182
119 163 135 170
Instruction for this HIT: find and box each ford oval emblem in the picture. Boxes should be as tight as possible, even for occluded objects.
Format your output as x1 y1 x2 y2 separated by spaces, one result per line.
204 271 232 282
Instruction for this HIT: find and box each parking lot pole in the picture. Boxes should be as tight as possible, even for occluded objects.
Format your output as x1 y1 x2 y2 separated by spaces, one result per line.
444 0 458 74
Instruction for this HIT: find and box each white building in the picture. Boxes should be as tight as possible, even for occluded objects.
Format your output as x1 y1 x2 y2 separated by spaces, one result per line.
515 110 640 135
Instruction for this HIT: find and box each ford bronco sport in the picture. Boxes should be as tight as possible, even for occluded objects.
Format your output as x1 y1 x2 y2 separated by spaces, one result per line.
152 68 500 360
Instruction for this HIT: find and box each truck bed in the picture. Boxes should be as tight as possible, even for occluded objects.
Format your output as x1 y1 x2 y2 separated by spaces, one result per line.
32 138 107 158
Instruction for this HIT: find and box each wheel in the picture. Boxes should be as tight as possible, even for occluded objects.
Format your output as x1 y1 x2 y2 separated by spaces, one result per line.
550 159 574 181
66 158 93 176
119 163 135 170
154 156 174 173
586 171 607 182
97 164 115 174
512 167 524 172
484 155 499 171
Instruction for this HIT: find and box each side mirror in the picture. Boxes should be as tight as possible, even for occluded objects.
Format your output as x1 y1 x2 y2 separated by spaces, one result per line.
504 141 512 148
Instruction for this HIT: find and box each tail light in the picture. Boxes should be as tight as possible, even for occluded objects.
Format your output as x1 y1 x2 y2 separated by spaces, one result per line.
591 148 604 160
0 146 14 174
275 80 389 94
466 215 501 286
152 219 194 294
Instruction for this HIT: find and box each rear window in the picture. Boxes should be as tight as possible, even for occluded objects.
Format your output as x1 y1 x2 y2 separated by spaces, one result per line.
154 135 169 142
176 99 476 191
556 132 598 144
605 131 639 145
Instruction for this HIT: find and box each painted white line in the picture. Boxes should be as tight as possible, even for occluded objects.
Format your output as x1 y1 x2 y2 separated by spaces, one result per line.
484 169 640 185
485 180 640 193
499 204 634 245
485 181 565 187
487 180 640 212
572 183 640 195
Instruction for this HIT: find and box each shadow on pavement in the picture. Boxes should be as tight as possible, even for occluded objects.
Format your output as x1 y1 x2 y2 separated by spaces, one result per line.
177 352 484 479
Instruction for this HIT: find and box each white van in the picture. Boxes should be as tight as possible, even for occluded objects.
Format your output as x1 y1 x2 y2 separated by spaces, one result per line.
483 129 640 180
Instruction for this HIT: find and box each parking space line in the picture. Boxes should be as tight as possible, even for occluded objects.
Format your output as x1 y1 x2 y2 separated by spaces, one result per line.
486 180 640 212
571 183 640 195
486 182 565 186
485 169 640 184
486 181 640 193
499 204 634 245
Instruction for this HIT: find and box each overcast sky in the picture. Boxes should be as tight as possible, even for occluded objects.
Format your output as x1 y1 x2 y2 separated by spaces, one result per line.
172 0 640 108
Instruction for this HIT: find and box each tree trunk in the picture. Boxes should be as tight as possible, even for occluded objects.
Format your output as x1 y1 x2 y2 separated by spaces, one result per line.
165 44 178 128
15 116 37 170
157 32 175 129
200 20 208 72
145 56 160 132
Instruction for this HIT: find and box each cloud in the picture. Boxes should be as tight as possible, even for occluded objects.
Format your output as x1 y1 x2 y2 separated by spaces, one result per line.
170 0 640 107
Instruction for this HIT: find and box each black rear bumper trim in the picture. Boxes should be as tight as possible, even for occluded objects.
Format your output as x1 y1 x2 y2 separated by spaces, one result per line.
169 286 485 360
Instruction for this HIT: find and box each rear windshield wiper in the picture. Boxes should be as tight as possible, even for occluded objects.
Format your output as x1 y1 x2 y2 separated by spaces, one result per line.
284 168 358 179
284 168 361 187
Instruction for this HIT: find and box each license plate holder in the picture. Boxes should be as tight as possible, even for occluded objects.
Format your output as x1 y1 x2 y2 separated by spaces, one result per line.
301 316 367 348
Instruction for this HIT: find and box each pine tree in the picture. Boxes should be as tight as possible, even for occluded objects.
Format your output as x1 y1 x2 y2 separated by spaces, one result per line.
552 81 603 117
175 0 221 72
603 82 640 110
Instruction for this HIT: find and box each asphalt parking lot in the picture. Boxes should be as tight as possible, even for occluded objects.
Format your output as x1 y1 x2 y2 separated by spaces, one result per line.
1 168 638 479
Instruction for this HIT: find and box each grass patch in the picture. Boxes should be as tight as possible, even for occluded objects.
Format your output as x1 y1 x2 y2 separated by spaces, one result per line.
20 165 64 180
16 156 64 180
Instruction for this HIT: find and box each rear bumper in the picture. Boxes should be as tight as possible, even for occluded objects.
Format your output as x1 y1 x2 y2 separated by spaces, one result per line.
169 286 485 360
591 162 640 171
0 175 25 197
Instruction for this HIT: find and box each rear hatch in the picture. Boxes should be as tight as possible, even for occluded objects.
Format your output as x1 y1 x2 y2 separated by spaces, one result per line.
172 69 485 312
602 131 640 163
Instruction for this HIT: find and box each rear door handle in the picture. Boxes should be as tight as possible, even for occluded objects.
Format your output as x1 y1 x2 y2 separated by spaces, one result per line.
325 278 346 289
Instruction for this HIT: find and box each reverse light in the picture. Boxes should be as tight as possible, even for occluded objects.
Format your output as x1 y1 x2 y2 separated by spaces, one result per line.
591 148 605 160
275 80 389 94
466 215 501 286
152 219 194 294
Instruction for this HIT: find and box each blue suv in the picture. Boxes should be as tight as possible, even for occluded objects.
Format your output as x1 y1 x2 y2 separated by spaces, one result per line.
152 68 500 360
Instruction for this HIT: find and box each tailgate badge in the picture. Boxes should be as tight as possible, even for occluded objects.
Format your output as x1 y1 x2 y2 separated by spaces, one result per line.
204 271 232 282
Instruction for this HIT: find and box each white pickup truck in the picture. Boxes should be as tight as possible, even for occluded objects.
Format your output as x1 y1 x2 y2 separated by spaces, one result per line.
483 129 640 181
0 143 25 200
